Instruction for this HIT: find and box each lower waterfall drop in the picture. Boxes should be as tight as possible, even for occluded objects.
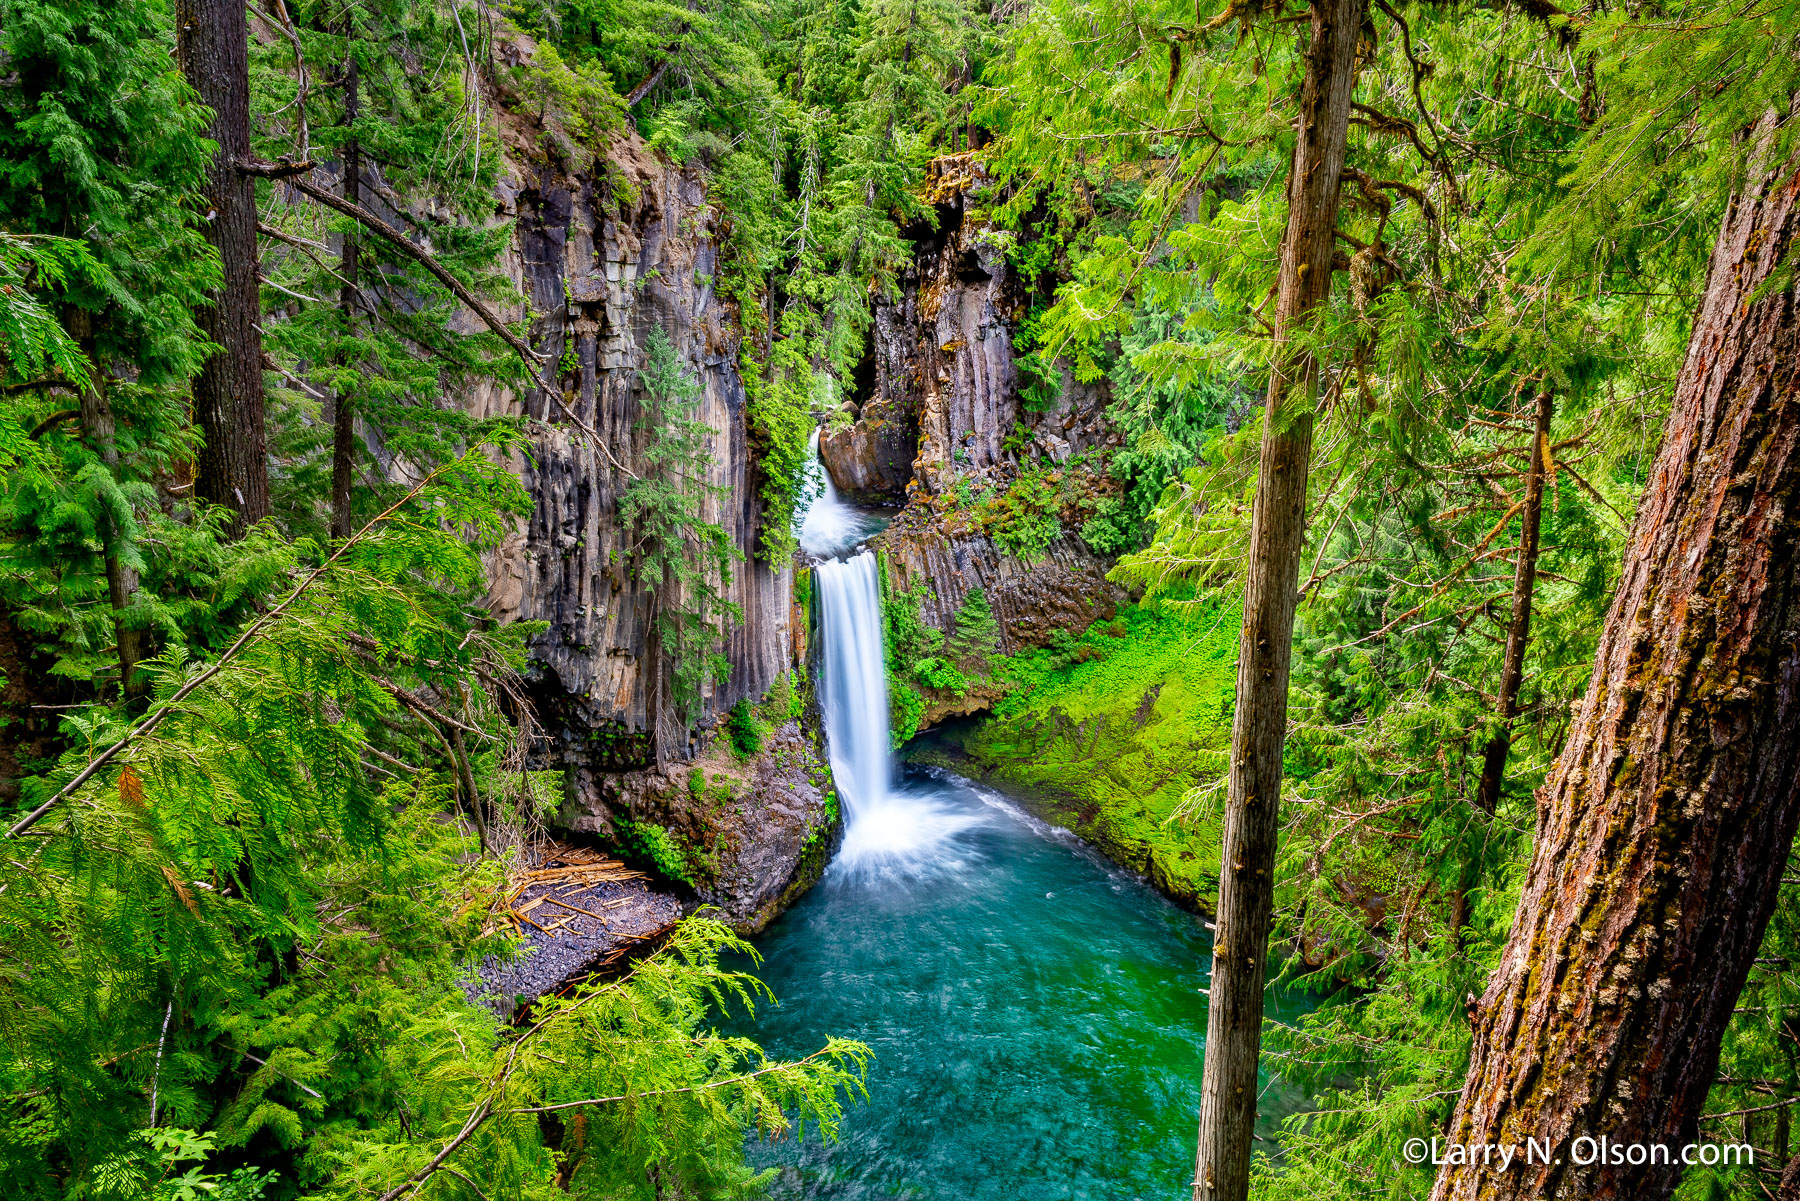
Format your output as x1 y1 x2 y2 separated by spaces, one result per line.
812 551 978 870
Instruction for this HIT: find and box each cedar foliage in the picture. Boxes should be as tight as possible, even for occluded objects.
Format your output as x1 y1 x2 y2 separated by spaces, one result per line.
0 2 876 1196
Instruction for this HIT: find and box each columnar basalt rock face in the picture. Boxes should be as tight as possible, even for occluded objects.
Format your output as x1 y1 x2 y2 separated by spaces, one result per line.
819 156 1022 502
451 107 829 930
875 509 1127 655
474 131 792 772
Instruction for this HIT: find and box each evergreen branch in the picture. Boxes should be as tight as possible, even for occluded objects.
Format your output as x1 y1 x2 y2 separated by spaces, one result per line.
3 376 73 395
26 409 79 438
257 221 361 293
374 1097 496 1201
512 1045 845 1113
4 465 455 839
241 159 635 479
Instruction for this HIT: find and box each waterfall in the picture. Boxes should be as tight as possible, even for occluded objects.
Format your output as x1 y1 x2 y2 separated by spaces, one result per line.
798 428 868 560
813 550 981 870
814 553 892 813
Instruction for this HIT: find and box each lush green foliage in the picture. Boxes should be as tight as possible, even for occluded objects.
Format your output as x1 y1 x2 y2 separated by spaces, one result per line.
967 0 1800 1193
925 602 1236 909
0 4 870 1196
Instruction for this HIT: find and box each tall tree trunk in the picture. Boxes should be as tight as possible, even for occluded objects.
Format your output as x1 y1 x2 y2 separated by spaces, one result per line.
1452 387 1555 935
331 56 361 542
177 0 271 537
66 309 147 702
1192 0 1365 1197
1430 109 1800 1201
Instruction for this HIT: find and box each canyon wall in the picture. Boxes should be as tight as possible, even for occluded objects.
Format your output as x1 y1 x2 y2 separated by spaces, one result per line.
469 131 792 771
817 156 1128 658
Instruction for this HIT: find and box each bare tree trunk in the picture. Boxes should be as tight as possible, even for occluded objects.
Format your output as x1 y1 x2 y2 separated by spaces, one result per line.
1474 387 1555 815
331 55 361 543
1452 387 1555 935
66 309 147 702
177 0 271 537
1430 109 1800 1201
1192 0 1366 1196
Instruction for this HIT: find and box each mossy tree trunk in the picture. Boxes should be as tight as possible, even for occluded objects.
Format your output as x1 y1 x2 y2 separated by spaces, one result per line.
1430 110 1800 1201
66 308 147 702
1192 0 1366 1197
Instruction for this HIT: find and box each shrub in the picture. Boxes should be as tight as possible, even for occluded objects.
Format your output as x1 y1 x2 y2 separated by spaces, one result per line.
1080 496 1141 556
916 656 970 696
614 817 694 885
984 469 1063 562
726 698 763 757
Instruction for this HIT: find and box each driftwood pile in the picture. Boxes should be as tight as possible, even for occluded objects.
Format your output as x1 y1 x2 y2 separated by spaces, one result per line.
474 841 683 1016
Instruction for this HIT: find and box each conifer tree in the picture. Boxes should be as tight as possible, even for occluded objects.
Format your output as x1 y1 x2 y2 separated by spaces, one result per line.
949 585 1001 668
0 0 220 696
620 328 742 762
1431 95 1800 1201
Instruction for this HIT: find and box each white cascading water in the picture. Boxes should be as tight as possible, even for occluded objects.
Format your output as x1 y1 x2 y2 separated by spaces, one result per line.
798 428 877 560
811 523 979 872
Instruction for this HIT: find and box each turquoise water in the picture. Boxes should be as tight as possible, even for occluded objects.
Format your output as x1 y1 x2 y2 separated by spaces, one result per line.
729 768 1308 1201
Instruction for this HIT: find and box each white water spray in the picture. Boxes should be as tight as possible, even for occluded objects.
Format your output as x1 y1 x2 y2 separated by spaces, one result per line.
799 428 882 560
813 551 980 871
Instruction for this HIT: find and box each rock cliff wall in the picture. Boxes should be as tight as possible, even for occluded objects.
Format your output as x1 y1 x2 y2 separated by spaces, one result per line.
442 52 828 925
828 157 1127 670
471 131 791 771
877 512 1126 655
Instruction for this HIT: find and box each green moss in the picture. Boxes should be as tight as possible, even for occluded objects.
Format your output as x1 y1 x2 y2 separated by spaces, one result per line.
613 817 695 885
935 602 1238 910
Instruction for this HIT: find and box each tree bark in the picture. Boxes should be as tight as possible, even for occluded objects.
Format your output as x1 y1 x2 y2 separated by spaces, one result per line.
177 0 271 537
331 55 361 543
1430 109 1800 1201
1452 388 1555 936
1192 0 1366 1197
1781 1148 1800 1201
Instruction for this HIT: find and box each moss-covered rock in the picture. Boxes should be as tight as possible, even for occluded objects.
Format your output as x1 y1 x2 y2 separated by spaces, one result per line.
555 704 839 934
909 603 1236 913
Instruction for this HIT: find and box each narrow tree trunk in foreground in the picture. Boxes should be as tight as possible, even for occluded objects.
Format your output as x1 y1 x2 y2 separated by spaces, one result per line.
331 57 361 543
66 309 147 702
1474 388 1554 816
1452 388 1554 936
1192 0 1365 1197
177 0 271 536
1430 110 1800 1201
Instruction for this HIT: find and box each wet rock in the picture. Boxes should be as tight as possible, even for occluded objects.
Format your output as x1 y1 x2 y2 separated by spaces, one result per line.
555 720 839 933
473 875 682 1019
819 393 916 502
874 511 1128 657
